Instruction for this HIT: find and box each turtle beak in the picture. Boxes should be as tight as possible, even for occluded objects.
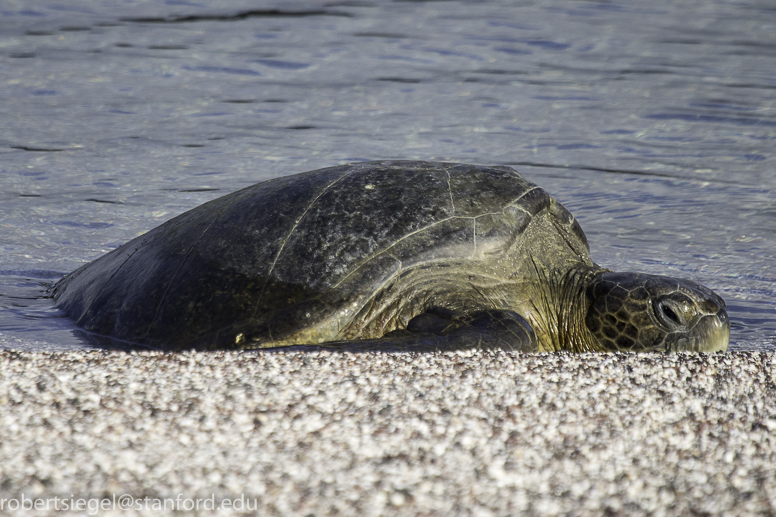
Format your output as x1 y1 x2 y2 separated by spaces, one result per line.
698 308 730 352
690 298 729 352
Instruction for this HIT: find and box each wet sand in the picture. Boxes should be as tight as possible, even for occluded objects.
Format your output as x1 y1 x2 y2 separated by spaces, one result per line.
1 349 774 515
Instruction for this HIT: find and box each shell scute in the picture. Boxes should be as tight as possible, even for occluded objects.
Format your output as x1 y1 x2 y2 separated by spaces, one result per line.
474 208 530 259
385 217 475 268
445 163 535 217
269 163 455 292
514 187 552 217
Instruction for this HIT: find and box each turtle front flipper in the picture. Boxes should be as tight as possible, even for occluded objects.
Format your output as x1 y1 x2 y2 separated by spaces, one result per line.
313 308 537 352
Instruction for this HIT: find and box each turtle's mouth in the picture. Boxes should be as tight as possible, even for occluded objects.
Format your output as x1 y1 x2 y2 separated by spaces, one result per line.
678 308 729 352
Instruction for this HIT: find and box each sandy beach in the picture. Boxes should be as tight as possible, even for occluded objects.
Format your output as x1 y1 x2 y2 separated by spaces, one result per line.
1 349 773 515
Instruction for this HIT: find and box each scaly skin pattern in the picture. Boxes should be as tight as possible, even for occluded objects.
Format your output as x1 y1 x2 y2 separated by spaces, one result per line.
584 272 729 352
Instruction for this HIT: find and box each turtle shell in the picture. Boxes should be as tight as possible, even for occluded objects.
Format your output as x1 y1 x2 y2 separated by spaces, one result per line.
53 161 590 350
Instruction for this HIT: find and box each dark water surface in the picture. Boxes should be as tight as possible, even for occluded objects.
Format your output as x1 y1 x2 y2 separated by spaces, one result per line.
1 0 774 351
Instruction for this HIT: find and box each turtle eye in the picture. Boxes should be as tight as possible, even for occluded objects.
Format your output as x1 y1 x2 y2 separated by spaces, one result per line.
661 303 680 324
656 299 684 328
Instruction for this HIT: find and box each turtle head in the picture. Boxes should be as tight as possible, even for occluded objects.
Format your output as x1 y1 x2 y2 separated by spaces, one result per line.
583 272 729 352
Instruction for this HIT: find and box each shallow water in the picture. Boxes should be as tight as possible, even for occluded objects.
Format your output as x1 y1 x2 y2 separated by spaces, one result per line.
1 0 774 351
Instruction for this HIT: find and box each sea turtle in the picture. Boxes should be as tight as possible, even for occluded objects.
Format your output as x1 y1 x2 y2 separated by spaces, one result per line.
53 161 729 352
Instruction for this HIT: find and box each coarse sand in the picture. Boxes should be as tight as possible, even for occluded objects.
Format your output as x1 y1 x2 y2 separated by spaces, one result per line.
1 349 774 515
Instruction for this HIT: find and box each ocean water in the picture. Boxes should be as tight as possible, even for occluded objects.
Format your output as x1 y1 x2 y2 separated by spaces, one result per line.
1 0 774 351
